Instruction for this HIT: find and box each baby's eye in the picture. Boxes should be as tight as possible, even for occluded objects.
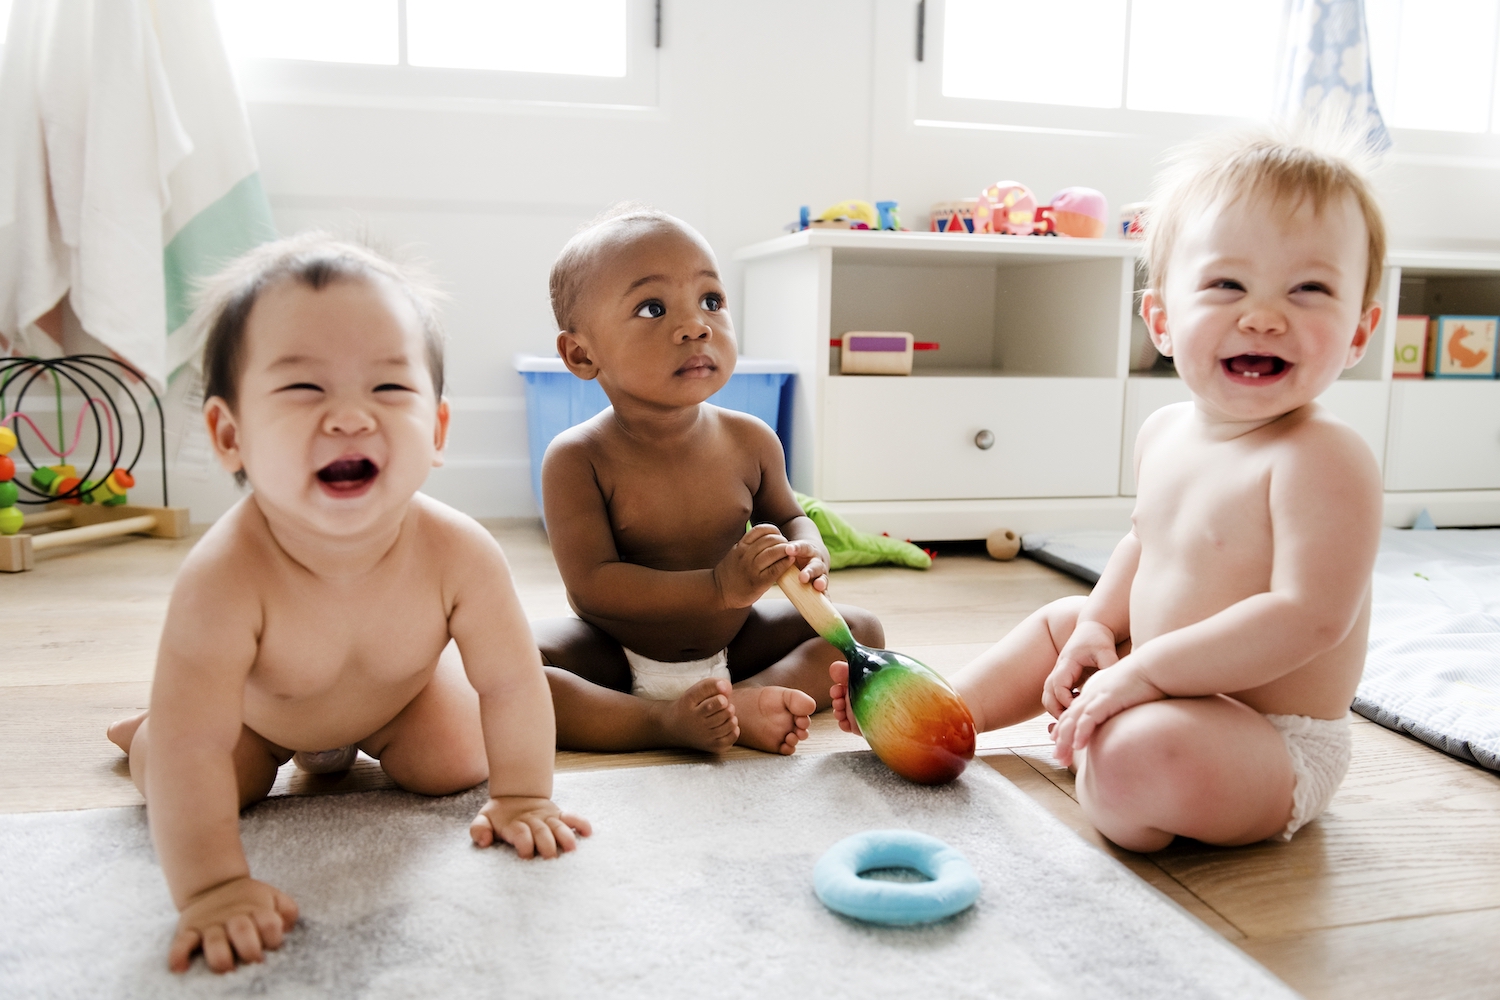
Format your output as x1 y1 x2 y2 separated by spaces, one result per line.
374 383 414 393
635 300 666 319
701 293 725 313
1293 282 1331 295
1209 279 1245 292
278 383 322 393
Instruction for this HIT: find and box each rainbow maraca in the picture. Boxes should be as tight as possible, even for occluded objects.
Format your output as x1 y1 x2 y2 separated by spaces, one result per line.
778 567 976 784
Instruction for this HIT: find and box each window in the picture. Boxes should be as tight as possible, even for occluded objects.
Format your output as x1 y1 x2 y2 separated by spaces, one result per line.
929 0 1500 140
1366 0 1500 133
0 0 12 46
214 0 654 110
938 0 1282 119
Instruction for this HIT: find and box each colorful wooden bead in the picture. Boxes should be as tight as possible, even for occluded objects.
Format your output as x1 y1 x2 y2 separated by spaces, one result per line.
0 505 22 535
0 426 14 455
0 454 13 482
0 481 15 507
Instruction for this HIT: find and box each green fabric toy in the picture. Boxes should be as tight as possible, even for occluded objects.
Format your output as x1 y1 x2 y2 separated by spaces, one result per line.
797 493 931 570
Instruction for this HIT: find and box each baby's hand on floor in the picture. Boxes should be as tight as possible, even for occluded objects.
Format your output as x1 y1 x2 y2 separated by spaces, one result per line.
169 876 298 974
1051 661 1164 769
470 796 592 859
714 524 796 608
1043 621 1120 717
829 660 862 736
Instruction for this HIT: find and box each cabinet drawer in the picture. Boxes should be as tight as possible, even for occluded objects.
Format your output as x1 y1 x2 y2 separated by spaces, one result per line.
822 377 1124 501
1386 381 1500 491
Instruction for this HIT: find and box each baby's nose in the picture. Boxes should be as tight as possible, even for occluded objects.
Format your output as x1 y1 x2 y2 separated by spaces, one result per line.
323 406 376 434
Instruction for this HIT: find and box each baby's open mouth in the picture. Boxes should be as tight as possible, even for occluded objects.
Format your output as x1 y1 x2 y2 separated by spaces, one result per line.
1223 355 1289 379
316 457 378 493
676 356 717 377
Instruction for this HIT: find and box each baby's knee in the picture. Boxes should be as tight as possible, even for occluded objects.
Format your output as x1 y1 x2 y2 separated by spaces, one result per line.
840 605 885 648
1083 707 1192 808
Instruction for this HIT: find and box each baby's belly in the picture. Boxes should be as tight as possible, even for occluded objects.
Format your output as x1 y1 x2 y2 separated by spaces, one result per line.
242 657 439 752
579 605 753 663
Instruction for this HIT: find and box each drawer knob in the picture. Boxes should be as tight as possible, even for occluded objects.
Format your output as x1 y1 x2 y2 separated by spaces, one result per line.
974 430 995 450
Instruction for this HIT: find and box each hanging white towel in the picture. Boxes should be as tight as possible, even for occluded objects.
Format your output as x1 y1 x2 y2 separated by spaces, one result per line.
0 0 274 387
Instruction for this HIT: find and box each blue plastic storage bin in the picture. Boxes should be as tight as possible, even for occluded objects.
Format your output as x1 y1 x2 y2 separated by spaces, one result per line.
515 355 797 514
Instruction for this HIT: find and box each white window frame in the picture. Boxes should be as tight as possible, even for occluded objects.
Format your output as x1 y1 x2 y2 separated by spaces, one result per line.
913 0 1500 166
227 0 660 113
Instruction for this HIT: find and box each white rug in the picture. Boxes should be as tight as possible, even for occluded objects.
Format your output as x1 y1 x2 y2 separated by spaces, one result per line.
0 753 1294 1000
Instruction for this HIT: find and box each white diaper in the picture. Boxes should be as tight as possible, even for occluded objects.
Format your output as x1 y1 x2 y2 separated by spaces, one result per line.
623 648 731 701
292 745 358 774
1264 712 1352 842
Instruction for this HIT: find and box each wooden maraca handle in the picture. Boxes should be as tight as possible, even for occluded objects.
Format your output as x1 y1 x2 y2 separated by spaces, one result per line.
776 565 852 646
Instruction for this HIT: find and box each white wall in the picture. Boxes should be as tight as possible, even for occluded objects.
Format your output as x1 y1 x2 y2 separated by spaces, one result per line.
177 0 1500 522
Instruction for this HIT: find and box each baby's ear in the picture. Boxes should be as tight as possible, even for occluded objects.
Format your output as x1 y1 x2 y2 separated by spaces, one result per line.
1345 301 1382 368
1140 289 1172 356
432 397 451 465
203 397 244 477
556 331 600 380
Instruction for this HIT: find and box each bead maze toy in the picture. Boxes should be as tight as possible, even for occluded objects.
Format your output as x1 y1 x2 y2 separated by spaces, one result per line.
777 566 976 784
0 355 188 572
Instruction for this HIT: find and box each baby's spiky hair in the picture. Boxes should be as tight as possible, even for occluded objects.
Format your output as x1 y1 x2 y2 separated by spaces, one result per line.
1144 122 1387 308
548 203 697 333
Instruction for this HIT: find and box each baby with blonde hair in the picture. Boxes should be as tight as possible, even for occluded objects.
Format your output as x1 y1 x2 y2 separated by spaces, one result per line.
836 126 1386 850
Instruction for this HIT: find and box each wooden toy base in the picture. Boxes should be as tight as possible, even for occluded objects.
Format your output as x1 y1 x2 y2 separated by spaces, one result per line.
0 504 190 572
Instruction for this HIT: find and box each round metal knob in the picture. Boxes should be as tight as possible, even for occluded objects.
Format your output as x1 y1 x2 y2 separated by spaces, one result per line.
974 430 995 450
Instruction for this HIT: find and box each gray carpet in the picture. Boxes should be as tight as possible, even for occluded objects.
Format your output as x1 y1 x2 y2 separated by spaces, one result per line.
0 753 1295 1000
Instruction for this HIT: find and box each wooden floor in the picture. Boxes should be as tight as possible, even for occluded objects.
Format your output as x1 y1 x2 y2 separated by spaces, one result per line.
5 520 1500 999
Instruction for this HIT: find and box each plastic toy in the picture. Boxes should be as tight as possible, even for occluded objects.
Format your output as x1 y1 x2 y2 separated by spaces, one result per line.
929 199 977 234
830 332 940 375
986 528 1020 561
1393 315 1428 378
777 566 976 784
975 181 1036 235
0 355 188 572
1119 202 1148 240
791 200 903 233
1426 316 1499 378
1035 187 1108 239
796 493 931 570
813 830 981 925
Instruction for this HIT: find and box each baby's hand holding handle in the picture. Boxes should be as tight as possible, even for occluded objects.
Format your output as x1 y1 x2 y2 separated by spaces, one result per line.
169 875 299 975
714 524 794 608
786 538 831 593
470 795 592 859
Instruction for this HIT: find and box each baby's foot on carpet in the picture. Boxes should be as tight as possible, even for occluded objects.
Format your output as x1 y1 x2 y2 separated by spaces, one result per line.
107 711 147 753
732 686 815 755
658 678 739 752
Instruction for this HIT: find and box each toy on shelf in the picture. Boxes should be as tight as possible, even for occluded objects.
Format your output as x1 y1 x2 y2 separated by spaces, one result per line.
777 565 976 784
1393 315 1428 378
1426 316 1499 378
0 354 188 572
1034 187 1108 239
929 198 978 233
830 332 939 375
975 181 1036 235
1119 202 1148 239
791 200 904 233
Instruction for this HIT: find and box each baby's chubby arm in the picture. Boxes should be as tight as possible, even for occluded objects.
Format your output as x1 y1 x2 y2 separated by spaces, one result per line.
1054 420 1383 762
443 516 590 857
146 550 298 973
1041 530 1138 718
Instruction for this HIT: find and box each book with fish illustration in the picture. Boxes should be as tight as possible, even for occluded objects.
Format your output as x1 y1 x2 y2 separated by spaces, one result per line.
1426 316 1499 378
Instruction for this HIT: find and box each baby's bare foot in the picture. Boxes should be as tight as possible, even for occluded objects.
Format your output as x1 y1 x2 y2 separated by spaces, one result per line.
107 711 148 754
654 678 739 753
731 686 816 755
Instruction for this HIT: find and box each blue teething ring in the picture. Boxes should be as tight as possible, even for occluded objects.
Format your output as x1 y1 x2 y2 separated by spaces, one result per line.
813 830 981 926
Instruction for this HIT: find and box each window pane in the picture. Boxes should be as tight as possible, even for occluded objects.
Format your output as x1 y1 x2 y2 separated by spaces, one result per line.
1126 0 1281 117
1366 0 1495 132
407 0 627 77
0 0 12 45
214 0 398 65
942 0 1128 108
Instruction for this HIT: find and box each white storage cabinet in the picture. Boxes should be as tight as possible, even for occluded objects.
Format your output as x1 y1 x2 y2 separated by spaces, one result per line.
736 231 1500 538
